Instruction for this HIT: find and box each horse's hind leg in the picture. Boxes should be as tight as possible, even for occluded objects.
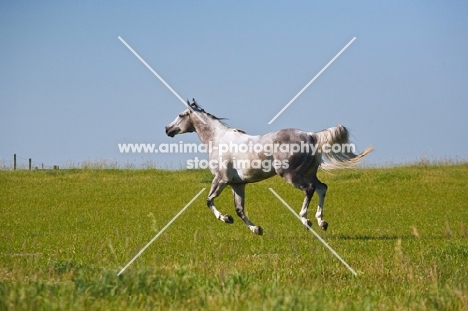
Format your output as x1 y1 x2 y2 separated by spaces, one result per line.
281 173 315 229
231 184 263 235
311 176 328 231
207 176 233 224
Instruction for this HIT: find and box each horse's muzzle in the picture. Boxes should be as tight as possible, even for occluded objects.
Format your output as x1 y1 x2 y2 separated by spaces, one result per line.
165 126 177 137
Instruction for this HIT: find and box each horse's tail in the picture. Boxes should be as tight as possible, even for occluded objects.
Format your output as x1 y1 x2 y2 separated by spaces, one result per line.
310 125 373 170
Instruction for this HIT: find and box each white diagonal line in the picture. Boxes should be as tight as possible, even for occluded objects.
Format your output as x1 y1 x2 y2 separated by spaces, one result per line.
269 188 358 276
118 36 185 106
117 188 206 276
118 36 206 124
268 37 356 124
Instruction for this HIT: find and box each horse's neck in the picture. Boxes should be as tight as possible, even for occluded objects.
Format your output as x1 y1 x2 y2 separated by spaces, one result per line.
192 115 228 144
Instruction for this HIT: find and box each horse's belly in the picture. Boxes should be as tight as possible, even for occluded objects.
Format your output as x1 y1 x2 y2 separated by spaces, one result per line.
229 166 277 183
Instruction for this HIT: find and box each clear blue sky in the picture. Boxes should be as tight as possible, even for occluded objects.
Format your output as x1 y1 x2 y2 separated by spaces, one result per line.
1 1 467 168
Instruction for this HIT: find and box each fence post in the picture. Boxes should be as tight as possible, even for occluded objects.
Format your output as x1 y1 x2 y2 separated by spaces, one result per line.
29 158 32 170
14 154 16 170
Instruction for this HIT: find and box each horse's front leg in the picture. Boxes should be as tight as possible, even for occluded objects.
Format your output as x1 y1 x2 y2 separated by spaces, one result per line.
206 176 233 224
231 184 263 235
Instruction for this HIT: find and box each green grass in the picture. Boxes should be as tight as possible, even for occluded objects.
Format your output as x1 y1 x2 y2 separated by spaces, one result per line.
1 164 467 310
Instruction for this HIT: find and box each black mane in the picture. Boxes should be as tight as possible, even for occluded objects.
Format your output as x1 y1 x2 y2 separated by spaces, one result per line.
189 98 245 133
189 98 226 121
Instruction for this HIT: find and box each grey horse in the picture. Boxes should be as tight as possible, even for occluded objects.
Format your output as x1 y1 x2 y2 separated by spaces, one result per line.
165 99 372 235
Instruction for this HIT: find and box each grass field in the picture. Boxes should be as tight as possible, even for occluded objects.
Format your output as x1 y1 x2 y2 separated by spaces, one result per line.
1 164 468 310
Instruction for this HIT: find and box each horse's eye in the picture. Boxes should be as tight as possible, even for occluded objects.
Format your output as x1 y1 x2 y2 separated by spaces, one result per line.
178 113 185 118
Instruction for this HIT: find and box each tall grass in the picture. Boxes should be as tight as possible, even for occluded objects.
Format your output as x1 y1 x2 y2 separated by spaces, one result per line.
1 164 467 310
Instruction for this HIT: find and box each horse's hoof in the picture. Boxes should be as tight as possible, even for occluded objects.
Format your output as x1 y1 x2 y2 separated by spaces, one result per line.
251 226 263 235
320 221 328 231
301 218 312 229
221 215 234 224
224 215 234 224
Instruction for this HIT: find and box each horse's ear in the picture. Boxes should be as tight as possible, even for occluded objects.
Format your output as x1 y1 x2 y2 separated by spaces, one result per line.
187 99 190 105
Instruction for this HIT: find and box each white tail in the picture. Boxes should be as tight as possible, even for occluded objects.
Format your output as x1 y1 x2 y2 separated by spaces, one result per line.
311 125 373 170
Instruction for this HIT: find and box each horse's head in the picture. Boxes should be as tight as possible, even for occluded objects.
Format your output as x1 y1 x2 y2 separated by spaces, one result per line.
165 99 204 137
